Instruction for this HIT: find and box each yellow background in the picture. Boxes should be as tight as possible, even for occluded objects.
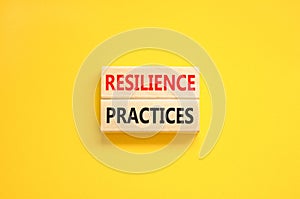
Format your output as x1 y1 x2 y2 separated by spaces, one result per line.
1 0 299 198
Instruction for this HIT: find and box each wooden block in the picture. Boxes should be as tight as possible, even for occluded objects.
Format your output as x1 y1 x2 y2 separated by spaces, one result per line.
100 99 199 133
101 66 199 99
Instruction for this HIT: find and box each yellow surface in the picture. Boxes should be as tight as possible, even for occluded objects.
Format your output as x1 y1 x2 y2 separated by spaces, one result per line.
1 0 299 198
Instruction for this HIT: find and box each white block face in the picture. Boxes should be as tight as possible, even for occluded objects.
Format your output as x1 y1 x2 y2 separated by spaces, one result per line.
101 66 199 99
100 99 199 133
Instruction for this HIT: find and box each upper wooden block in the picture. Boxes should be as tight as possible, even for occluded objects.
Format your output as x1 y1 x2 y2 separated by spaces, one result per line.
101 66 200 99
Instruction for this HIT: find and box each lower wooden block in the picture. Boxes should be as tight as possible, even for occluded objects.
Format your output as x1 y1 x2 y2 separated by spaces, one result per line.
100 99 199 133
